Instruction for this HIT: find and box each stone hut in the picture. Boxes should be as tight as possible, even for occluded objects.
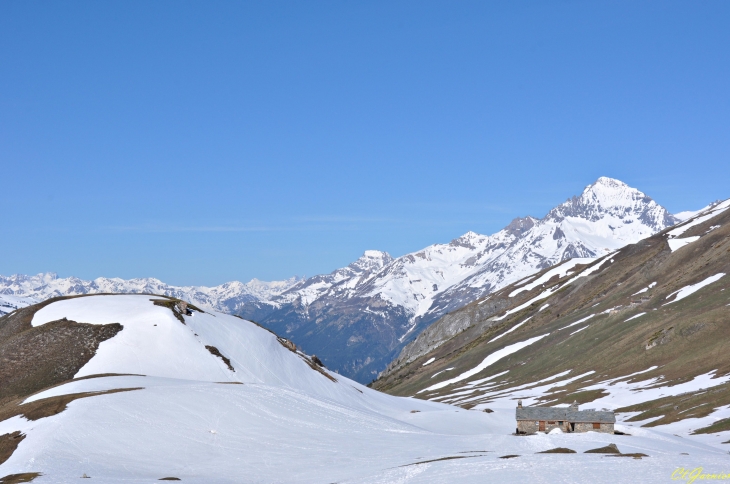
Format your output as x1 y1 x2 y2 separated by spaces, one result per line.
515 400 615 434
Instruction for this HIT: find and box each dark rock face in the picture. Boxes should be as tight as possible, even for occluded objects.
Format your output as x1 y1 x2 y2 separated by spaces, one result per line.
262 293 412 382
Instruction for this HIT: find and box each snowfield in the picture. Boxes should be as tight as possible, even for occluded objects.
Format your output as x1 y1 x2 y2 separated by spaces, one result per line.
3 295 730 483
0 293 37 316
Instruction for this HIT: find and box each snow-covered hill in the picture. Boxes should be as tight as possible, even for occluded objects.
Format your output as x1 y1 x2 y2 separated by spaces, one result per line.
0 177 684 382
1 295 727 483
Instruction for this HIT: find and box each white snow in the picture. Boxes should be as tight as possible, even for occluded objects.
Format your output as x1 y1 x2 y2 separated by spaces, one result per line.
431 368 454 378
492 287 560 321
668 236 700 252
664 273 726 305
569 326 588 336
0 293 37 316
632 282 657 295
488 316 532 343
664 199 730 253
13 296 730 483
558 313 596 330
625 312 646 322
508 258 594 297
667 203 730 238
562 254 613 286
422 357 436 366
0 272 302 313
420 334 550 393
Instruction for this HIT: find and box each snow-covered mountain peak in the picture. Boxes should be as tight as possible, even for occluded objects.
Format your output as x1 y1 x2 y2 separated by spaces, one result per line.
546 177 677 231
351 250 394 272
504 216 537 237
449 231 486 249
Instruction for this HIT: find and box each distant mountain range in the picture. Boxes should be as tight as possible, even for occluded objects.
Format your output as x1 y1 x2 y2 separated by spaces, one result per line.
0 177 691 382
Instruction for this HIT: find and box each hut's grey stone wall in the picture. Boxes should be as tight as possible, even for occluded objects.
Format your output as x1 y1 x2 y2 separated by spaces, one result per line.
517 419 614 434
573 422 614 434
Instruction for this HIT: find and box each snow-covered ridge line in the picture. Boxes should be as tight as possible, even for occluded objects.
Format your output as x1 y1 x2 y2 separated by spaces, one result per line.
0 273 303 313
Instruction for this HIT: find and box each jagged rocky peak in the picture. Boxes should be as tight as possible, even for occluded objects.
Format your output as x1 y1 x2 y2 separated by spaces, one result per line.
449 231 486 249
348 250 393 273
504 216 537 237
546 176 678 228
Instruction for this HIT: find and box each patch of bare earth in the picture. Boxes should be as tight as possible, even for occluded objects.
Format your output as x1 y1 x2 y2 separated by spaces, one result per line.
0 300 123 405
150 297 203 325
277 337 338 382
204 346 234 372
538 447 576 454
583 443 646 458
0 473 42 483
584 443 621 454
400 455 483 467
0 388 143 423
0 432 25 465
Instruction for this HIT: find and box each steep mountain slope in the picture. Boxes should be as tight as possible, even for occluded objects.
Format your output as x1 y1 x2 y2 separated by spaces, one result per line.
1 294 728 483
260 177 680 381
0 178 682 383
374 199 730 446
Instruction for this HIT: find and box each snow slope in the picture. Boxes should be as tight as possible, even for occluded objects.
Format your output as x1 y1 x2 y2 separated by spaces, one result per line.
1 294 728 483
0 294 37 316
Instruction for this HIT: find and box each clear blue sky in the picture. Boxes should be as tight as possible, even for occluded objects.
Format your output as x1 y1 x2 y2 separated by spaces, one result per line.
1 1 729 286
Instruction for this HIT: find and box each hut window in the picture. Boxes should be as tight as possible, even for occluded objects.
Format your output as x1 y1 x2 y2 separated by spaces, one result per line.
593 423 600 429
558 421 563 425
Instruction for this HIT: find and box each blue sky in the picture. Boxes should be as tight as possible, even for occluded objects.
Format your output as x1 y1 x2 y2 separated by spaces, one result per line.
1 1 729 285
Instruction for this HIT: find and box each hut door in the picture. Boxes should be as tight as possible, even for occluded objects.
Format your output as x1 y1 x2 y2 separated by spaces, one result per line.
539 421 545 431
570 422 575 432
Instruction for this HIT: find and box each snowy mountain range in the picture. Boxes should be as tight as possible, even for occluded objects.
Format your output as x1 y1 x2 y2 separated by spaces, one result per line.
0 177 683 382
0 273 301 318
